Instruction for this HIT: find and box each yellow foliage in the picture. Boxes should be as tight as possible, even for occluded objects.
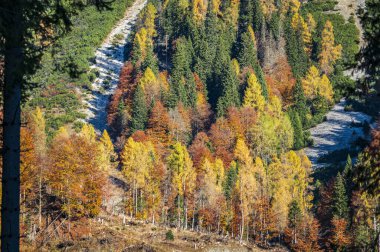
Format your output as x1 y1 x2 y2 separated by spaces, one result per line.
319 20 342 74
80 124 96 143
134 28 148 58
243 73 266 112
167 142 196 197
268 95 282 118
231 58 240 76
259 0 276 17
139 67 157 89
291 13 312 55
247 25 257 47
211 0 221 14
302 65 334 102
193 0 207 22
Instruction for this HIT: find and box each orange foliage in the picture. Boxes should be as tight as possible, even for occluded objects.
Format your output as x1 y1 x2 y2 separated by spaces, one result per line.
147 101 172 155
188 132 213 170
264 57 296 105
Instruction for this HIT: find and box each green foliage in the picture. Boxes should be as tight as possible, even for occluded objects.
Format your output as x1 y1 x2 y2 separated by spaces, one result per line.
217 62 241 117
358 0 380 92
284 16 309 78
292 80 309 128
288 200 302 229
27 0 133 132
237 31 268 99
165 230 175 240
131 85 148 132
223 163 238 200
169 37 197 108
288 109 305 150
332 172 349 220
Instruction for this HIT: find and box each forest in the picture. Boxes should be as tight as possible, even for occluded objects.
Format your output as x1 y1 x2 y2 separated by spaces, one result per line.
0 0 379 251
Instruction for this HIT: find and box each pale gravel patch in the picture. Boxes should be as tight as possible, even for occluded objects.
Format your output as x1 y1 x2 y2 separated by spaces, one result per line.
83 0 147 133
304 99 372 168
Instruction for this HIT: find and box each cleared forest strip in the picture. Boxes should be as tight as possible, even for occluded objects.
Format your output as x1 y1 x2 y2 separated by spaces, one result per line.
84 0 147 132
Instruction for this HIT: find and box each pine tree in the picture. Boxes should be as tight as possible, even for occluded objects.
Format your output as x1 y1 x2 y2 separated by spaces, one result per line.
288 109 304 150
131 84 148 132
358 0 380 93
288 200 302 244
332 172 349 220
284 15 309 78
293 80 309 127
216 61 241 117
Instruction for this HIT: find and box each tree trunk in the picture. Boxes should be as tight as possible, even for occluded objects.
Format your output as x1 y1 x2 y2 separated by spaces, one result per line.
1 1 24 250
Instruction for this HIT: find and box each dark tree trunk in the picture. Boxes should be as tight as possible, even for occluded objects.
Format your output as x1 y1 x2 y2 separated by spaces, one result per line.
1 0 24 251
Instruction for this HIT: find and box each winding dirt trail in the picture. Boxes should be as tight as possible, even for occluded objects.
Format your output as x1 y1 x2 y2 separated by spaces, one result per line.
84 0 147 132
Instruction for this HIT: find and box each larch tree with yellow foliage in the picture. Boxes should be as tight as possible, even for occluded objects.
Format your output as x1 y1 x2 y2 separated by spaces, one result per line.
192 0 207 22
29 107 47 228
319 20 342 74
302 65 334 102
234 138 257 241
121 137 157 218
243 72 266 112
167 142 196 229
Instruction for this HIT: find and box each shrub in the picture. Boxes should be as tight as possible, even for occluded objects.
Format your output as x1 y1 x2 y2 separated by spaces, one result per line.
165 230 174 240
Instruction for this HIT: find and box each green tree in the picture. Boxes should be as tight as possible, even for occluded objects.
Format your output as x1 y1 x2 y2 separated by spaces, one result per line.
288 109 304 150
358 0 380 94
216 61 241 117
332 172 349 220
284 16 309 78
293 80 309 127
131 84 148 132
288 200 302 244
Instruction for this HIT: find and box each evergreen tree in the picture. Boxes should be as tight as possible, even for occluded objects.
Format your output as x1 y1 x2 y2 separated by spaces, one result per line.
208 34 230 108
358 0 380 94
238 31 258 69
332 172 349 220
131 84 148 132
141 43 158 74
252 0 264 34
238 0 253 34
289 109 304 150
223 162 238 200
216 61 241 117
284 16 309 78
293 80 309 128
170 37 197 107
288 200 302 244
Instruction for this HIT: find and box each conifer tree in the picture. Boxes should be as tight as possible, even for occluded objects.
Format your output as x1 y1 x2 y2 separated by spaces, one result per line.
285 16 309 78
100 130 116 162
358 0 380 93
289 109 304 150
243 72 265 112
293 80 309 127
288 200 302 245
332 172 349 220
131 84 148 132
319 20 342 75
216 61 241 117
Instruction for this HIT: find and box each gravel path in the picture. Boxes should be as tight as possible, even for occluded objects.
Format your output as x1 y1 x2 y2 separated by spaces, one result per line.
304 99 372 168
84 0 147 133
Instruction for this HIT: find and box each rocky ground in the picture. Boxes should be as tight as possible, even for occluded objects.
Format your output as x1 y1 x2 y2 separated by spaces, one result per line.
304 99 373 168
84 0 147 133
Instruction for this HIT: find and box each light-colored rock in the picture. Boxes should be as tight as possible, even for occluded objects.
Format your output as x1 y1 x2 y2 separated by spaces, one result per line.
304 99 372 168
